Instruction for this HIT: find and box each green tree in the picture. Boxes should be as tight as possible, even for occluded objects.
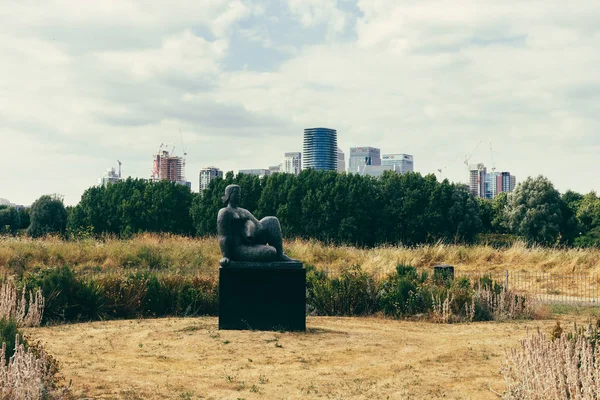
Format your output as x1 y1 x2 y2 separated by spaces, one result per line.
506 176 563 245
18 207 30 230
559 190 583 245
490 192 509 233
575 192 600 247
27 194 67 238
0 205 20 234
477 197 493 233
69 179 195 237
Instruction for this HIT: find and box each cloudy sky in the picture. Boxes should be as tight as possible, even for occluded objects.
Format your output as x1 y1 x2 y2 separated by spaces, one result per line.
1 0 599 206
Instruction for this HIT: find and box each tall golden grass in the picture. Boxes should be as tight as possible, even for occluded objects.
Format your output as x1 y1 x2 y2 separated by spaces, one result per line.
1 234 600 277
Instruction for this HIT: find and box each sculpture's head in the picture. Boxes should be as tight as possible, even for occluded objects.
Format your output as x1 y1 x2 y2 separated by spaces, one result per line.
222 184 241 207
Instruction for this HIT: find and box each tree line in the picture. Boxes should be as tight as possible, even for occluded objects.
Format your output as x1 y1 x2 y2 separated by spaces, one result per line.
4 171 600 247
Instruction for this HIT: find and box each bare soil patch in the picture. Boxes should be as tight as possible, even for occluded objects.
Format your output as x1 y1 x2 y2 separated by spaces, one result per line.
25 317 562 399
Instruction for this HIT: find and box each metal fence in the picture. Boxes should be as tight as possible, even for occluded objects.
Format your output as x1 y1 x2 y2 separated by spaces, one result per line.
321 267 600 306
456 271 600 306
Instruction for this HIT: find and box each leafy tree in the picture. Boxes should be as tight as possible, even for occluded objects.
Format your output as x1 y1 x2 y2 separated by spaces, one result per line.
506 176 563 245
18 207 30 230
477 198 493 233
68 178 195 237
0 205 20 234
27 195 67 238
575 192 600 247
490 192 509 233
559 191 583 245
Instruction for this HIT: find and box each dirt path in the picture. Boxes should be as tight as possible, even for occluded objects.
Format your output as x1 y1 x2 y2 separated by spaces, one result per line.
26 317 559 399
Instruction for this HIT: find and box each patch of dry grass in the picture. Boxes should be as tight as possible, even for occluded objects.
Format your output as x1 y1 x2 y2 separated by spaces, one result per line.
26 317 562 400
2 234 600 277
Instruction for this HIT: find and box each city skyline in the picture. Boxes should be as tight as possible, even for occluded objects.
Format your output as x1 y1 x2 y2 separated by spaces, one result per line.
2 0 599 206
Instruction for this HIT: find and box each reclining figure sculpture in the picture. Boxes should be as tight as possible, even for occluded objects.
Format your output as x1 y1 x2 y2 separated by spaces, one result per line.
217 184 293 267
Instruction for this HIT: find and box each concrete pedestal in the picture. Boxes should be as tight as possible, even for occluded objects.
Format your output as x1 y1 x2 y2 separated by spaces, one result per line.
218 261 306 331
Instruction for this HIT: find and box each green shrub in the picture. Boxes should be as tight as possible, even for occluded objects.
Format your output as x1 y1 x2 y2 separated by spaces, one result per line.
380 265 431 317
100 272 148 319
141 275 218 317
0 318 22 360
22 266 219 323
307 265 378 316
24 266 106 322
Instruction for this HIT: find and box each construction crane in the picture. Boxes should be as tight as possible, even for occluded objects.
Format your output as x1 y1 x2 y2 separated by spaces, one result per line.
117 160 122 178
437 166 447 180
180 129 187 169
489 141 496 172
464 140 483 169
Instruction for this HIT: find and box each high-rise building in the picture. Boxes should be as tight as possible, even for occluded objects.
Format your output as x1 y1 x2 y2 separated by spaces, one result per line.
468 163 487 198
348 147 381 173
357 164 402 177
485 171 500 199
381 153 414 174
151 147 191 188
99 161 123 187
496 172 517 195
337 147 345 173
239 169 271 177
199 167 223 192
152 149 184 181
303 127 338 171
283 152 302 175
99 167 121 187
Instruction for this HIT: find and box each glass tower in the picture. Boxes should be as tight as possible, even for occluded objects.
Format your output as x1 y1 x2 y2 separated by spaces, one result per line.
303 128 338 171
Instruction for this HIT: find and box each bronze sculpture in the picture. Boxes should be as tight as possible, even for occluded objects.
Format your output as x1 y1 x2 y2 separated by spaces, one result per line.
217 184 293 267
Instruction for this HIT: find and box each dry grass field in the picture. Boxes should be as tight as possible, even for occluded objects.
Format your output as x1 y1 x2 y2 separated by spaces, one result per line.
3 234 600 277
25 316 567 400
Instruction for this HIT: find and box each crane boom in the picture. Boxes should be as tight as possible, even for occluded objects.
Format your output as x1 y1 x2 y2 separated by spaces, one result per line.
464 140 483 168
489 142 496 172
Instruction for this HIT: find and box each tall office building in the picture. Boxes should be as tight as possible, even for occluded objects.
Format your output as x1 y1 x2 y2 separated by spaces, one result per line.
303 127 338 171
468 163 487 198
496 172 517 195
337 147 345 173
239 169 271 177
199 167 223 192
151 147 190 186
486 171 501 199
99 167 121 187
381 153 414 174
357 164 402 177
283 152 302 175
348 147 381 173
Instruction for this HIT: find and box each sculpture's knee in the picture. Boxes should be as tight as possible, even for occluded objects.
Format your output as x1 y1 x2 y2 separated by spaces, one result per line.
260 216 281 231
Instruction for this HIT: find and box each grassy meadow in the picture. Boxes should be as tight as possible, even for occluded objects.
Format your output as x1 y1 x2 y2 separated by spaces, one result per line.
25 316 562 400
2 234 600 277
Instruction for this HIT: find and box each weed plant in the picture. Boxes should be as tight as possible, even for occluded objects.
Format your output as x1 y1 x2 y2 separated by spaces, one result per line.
503 320 600 399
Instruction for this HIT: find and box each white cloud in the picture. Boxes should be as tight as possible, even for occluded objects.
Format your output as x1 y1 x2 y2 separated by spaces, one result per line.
1 0 600 205
287 0 347 36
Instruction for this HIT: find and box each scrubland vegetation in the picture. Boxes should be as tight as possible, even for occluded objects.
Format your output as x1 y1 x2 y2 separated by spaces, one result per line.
0 281 69 399
503 320 600 400
1 235 599 398
2 234 600 279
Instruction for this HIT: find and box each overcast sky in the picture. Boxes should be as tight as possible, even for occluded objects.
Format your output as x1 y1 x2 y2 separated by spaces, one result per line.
1 0 599 206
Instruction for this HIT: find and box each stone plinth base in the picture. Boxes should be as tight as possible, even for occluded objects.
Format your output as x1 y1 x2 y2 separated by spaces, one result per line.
218 262 306 331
